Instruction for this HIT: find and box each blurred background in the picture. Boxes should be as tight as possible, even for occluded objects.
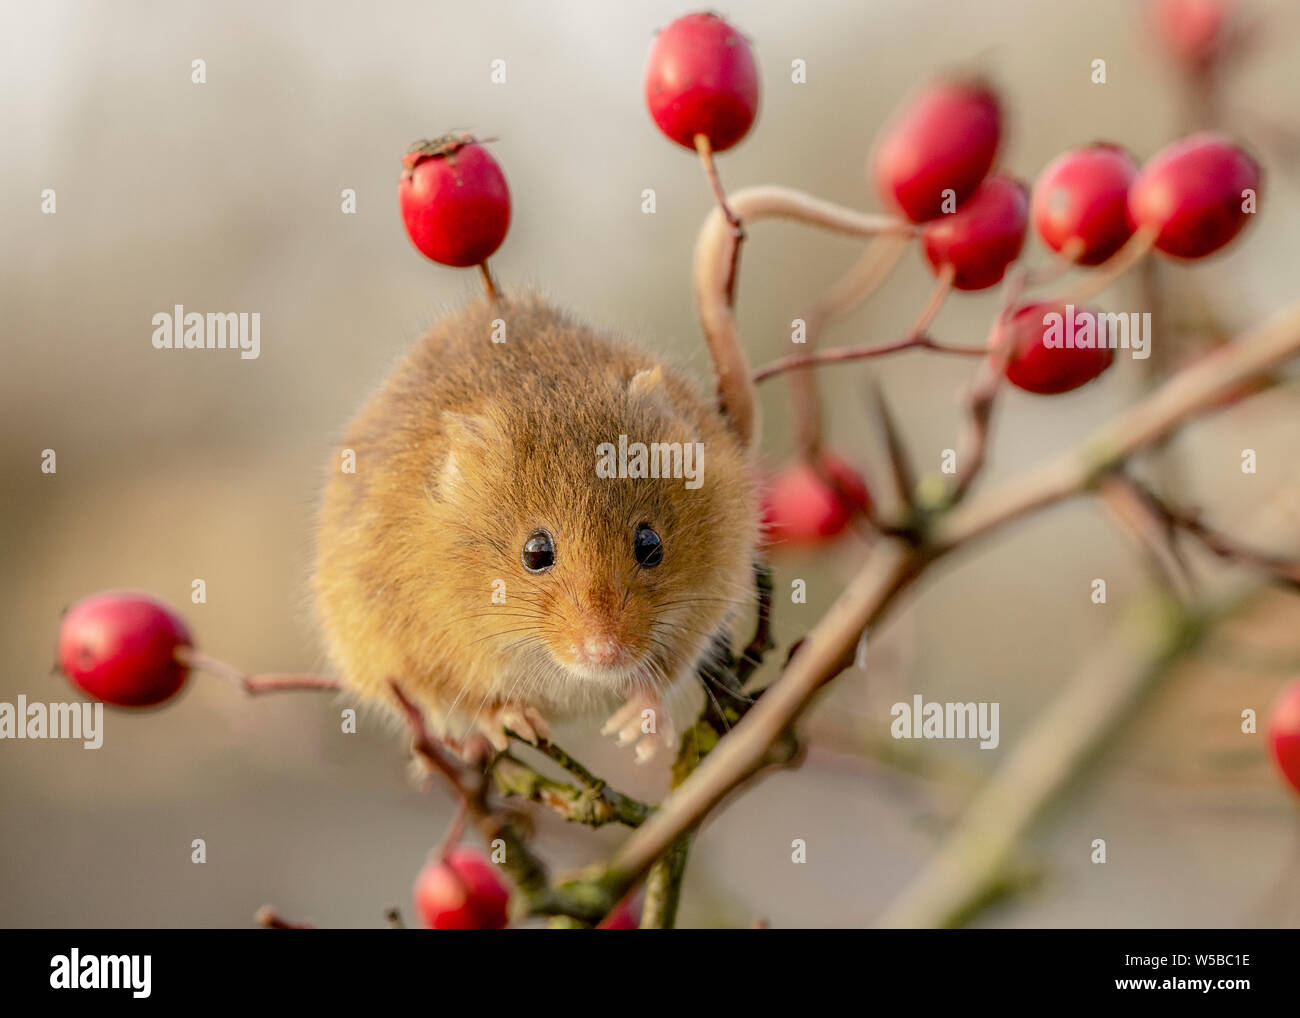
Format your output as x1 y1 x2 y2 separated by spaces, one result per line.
3 0 1300 928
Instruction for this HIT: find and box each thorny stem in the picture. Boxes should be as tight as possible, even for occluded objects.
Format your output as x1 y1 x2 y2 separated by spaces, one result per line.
599 298 1300 901
387 681 609 922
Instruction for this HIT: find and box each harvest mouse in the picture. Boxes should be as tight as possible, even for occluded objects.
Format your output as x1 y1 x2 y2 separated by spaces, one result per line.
313 296 759 761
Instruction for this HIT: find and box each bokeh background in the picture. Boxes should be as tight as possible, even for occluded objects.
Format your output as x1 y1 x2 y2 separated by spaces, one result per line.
4 0 1300 928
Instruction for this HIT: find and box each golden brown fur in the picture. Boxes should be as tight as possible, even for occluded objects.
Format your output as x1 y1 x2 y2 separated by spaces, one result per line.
313 295 757 751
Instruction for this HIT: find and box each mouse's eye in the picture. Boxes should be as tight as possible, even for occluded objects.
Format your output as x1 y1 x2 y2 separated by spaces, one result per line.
633 523 663 568
521 529 556 573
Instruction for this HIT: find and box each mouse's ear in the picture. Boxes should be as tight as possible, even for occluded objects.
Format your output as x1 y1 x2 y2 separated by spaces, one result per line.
437 411 509 496
627 366 699 443
627 366 678 422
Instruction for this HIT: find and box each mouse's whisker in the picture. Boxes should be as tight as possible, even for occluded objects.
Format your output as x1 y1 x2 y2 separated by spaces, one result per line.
461 624 546 650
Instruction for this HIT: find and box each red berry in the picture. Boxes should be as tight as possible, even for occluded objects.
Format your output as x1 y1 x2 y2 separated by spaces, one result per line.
414 847 510 929
57 592 192 707
1266 679 1300 796
872 78 1002 223
1002 302 1115 395
399 135 511 268
762 452 872 545
921 175 1028 291
600 890 645 930
1032 144 1139 265
1128 132 1260 259
1152 0 1236 74
644 12 759 152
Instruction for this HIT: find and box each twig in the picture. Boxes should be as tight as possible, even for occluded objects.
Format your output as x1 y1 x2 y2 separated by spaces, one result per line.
1122 476 1300 589
790 233 912 458
387 680 609 922
694 185 913 449
1097 474 1198 600
176 648 342 695
598 297 1300 898
752 333 987 383
878 463 1300 928
491 750 649 828
693 133 744 306
255 905 313 930
639 833 693 929
948 268 1028 504
1049 224 1158 307
478 261 499 303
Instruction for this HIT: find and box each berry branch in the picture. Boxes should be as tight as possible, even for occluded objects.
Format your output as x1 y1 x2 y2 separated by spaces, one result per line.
598 299 1300 899
693 184 913 450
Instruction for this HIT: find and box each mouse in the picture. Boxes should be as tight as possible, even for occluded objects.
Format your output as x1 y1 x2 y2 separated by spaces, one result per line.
313 295 759 762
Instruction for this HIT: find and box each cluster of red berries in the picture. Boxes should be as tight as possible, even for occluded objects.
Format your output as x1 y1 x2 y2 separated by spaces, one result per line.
628 14 1257 546
874 79 1260 390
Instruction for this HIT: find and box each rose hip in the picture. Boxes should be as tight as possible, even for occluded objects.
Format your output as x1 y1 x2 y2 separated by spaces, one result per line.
399 134 511 268
414 847 511 929
872 78 1002 223
1266 679 1300 796
1127 132 1260 259
57 591 193 707
762 452 872 545
1152 0 1238 75
1002 302 1115 395
644 12 759 152
921 175 1028 290
1032 143 1139 265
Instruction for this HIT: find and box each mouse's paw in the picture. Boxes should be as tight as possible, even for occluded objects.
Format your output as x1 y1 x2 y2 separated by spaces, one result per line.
475 702 551 752
601 690 676 764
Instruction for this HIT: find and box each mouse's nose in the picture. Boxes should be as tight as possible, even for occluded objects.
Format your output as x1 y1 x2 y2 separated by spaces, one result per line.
578 633 625 667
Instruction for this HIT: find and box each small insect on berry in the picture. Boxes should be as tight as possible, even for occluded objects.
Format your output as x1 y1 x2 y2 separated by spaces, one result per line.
644 11 760 152
762 452 873 546
1002 301 1115 395
399 134 512 268
1032 143 1139 265
1127 132 1261 259
921 174 1029 291
1266 678 1300 797
872 78 1002 223
57 591 193 707
413 847 511 930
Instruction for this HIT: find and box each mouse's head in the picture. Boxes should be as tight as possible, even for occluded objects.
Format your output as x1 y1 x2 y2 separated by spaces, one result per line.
434 360 758 701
